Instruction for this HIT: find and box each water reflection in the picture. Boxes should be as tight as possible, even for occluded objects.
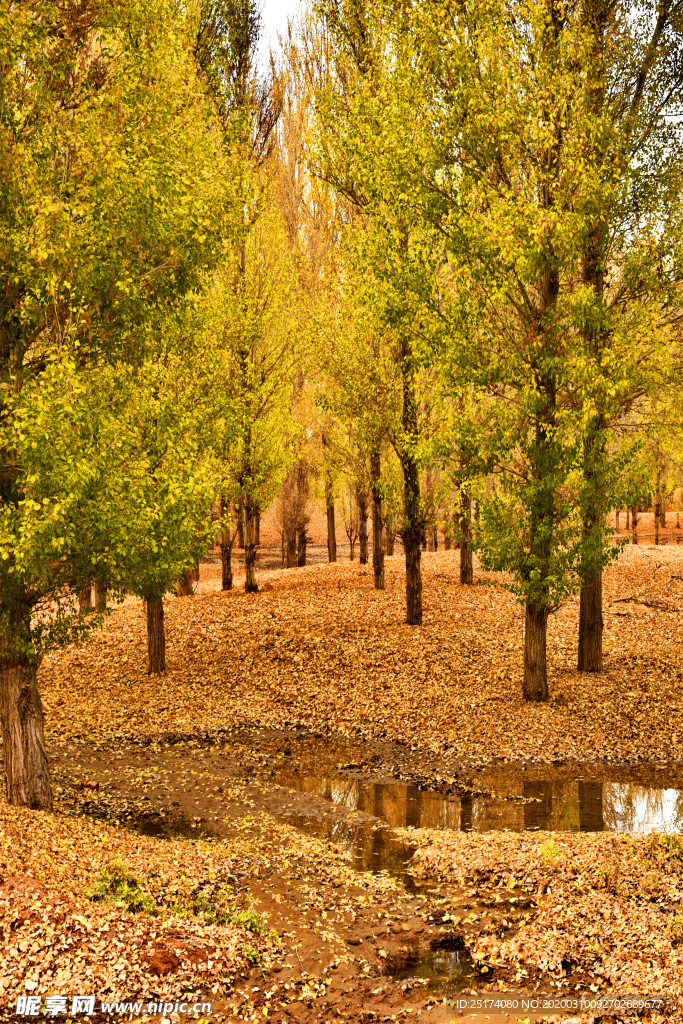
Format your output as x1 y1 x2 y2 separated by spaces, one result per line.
275 768 683 839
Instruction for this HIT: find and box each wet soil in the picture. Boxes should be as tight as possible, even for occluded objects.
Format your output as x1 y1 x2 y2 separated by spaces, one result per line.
47 726 683 1020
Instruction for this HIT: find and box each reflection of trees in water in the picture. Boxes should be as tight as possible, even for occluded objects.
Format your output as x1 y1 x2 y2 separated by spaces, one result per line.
277 770 683 840
602 784 683 833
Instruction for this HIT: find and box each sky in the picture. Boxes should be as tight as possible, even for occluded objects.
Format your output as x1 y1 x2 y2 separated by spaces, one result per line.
259 0 302 61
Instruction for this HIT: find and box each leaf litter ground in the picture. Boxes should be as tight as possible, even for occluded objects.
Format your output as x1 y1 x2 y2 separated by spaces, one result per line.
2 545 683 1022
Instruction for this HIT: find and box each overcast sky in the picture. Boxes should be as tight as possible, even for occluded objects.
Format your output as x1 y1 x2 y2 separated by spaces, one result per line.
259 0 302 61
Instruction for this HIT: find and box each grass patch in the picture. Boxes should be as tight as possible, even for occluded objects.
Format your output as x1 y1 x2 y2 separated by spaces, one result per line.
87 860 157 915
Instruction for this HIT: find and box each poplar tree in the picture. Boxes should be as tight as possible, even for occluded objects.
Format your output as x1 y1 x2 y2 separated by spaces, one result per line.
0 0 231 807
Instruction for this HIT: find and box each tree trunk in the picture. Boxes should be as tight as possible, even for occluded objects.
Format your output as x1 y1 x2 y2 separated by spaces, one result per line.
459 492 473 585
220 503 234 591
626 508 630 530
176 567 195 597
432 527 438 551
286 526 297 567
661 501 667 528
444 520 452 551
385 517 395 556
370 448 385 590
95 583 107 610
655 467 661 545
237 504 244 549
297 526 307 567
631 506 638 545
523 603 549 701
146 598 166 674
578 571 603 672
244 504 258 593
615 510 620 532
399 331 423 626
326 497 337 563
255 512 260 545
404 533 422 626
79 585 92 613
358 489 368 565
1 653 52 810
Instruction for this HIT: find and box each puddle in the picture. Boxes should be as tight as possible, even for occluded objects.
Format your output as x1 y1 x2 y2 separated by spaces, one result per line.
273 766 683 840
112 810 217 841
386 945 473 994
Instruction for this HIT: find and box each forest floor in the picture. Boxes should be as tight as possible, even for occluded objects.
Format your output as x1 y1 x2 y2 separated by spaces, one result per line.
3 545 683 1022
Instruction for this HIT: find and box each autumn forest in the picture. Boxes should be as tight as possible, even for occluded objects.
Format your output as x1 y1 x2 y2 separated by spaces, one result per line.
3 0 683 1021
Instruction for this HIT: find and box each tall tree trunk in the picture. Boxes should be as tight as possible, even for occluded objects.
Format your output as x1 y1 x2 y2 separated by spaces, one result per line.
286 526 297 568
631 506 638 545
427 528 435 552
79 585 92 613
655 465 661 545
237 504 244 549
244 504 258 593
176 567 195 597
220 500 233 590
626 507 630 530
146 598 165 674
358 489 368 565
326 494 337 563
95 582 107 610
615 510 620 532
399 334 423 626
578 571 603 672
432 526 438 551
1 601 52 809
523 603 549 701
370 448 385 590
385 516 395 555
459 491 473 585
404 533 422 625
297 526 307 566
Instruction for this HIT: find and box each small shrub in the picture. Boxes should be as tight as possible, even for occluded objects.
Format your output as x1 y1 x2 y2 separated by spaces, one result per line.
669 916 683 946
192 881 267 934
540 839 559 864
243 946 260 965
646 833 683 875
87 860 156 915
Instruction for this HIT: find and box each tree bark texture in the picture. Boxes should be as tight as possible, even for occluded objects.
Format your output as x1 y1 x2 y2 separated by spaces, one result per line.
220 500 234 590
399 333 423 625
655 467 661 545
459 492 473 585
297 527 307 567
176 567 195 597
79 586 92 613
237 504 244 549
404 533 422 626
385 517 395 556
244 504 258 593
370 449 385 590
578 571 603 672
95 583 107 610
147 599 166 674
1 655 52 810
357 488 368 565
326 497 337 563
631 507 638 544
615 510 620 532
523 603 549 701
